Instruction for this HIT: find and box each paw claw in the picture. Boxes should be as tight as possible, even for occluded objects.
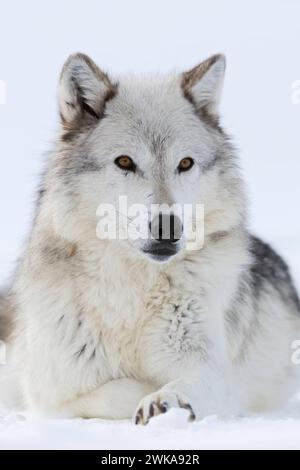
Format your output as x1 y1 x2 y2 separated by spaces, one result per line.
178 400 196 421
159 402 168 413
134 408 143 425
149 402 155 418
134 390 195 425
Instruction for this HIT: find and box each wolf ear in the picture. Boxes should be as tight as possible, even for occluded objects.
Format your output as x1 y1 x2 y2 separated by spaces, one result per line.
181 54 226 115
59 53 117 127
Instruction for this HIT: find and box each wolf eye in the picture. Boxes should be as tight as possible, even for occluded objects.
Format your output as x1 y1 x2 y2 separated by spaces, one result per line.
115 155 136 172
178 157 194 172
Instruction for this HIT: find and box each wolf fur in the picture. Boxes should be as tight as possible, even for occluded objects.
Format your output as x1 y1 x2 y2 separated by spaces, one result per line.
1 53 300 424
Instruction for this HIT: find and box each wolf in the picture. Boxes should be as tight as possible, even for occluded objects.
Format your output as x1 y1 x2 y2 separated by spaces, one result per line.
0 53 299 424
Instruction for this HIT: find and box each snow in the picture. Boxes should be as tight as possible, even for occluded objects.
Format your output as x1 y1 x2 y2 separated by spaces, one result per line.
1 406 300 450
1 0 300 450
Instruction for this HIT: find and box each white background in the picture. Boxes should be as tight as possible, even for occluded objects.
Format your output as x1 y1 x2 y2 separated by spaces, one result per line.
0 0 300 449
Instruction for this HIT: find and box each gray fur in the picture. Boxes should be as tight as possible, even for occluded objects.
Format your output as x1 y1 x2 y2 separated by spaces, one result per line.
0 291 12 341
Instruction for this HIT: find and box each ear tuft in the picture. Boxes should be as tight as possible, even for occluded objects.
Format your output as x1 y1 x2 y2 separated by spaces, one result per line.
59 53 117 127
181 54 226 115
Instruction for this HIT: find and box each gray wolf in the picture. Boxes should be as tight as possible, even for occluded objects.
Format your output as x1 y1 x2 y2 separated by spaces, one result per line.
0 53 300 424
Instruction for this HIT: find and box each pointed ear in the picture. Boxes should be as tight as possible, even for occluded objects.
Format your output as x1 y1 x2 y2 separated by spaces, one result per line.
181 54 226 115
58 53 117 128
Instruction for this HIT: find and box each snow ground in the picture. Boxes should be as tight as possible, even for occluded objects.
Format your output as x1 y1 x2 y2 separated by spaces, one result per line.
1 405 300 450
1 0 300 450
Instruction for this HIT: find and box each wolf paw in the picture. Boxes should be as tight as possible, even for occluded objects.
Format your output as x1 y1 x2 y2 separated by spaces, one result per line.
134 390 195 425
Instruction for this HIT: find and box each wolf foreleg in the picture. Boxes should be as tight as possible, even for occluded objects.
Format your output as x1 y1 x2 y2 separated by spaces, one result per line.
61 378 155 419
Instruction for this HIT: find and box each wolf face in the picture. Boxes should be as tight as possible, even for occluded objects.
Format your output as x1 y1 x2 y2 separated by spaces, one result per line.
48 53 246 263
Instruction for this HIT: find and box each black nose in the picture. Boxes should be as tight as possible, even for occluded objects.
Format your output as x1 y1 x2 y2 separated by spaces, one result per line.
149 213 183 243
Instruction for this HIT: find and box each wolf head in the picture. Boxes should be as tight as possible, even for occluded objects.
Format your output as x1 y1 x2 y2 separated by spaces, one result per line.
46 53 246 263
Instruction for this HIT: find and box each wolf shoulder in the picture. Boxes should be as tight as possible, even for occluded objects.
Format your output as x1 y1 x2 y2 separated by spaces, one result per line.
247 234 300 314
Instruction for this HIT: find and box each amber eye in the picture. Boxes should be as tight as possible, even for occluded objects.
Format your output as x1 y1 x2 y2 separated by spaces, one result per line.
178 157 194 173
114 155 136 172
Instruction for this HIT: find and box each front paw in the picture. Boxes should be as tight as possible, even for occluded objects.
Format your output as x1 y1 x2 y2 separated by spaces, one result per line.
134 389 195 425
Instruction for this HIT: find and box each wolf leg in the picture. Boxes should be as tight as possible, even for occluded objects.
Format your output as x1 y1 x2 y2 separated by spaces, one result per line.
134 361 235 425
61 378 155 419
